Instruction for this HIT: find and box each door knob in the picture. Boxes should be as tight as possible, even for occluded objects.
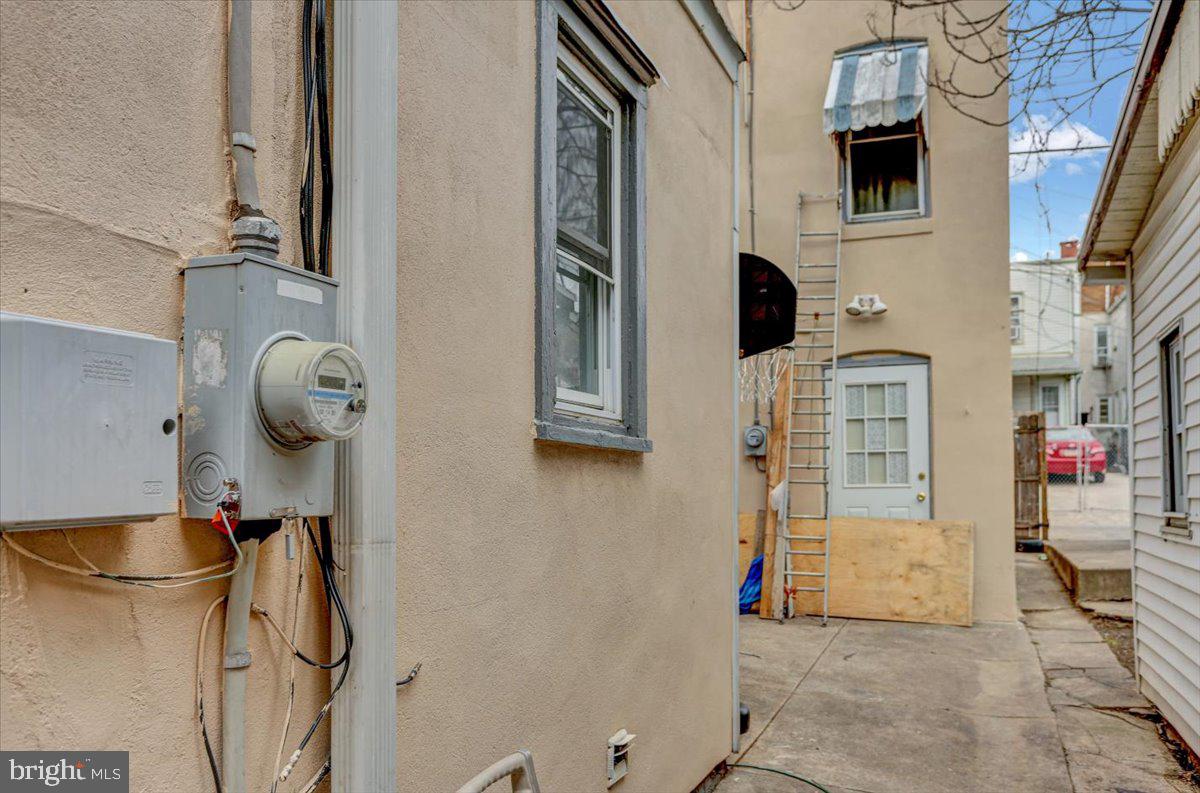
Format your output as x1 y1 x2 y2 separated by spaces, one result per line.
916 492 927 502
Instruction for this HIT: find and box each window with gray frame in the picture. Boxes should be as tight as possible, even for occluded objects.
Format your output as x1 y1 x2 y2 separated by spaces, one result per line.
534 0 654 452
1161 327 1185 517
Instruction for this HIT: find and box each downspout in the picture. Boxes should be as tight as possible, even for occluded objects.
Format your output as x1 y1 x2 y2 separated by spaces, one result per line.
730 60 742 755
331 1 400 790
744 0 756 253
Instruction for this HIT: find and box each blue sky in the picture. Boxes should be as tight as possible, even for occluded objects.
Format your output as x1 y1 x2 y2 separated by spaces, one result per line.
1008 7 1148 262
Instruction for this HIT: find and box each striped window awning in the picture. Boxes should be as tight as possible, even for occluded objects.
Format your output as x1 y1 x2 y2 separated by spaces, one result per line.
823 43 929 135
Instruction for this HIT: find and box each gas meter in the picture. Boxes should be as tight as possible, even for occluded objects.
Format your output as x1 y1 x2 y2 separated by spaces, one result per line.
181 253 367 520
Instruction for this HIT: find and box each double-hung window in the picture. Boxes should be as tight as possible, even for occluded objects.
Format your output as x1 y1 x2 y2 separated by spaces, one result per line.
534 0 655 453
1161 328 1186 521
1093 325 1111 367
1010 294 1023 343
554 51 620 417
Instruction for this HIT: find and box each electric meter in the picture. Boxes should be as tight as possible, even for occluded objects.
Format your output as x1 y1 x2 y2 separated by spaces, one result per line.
256 339 368 448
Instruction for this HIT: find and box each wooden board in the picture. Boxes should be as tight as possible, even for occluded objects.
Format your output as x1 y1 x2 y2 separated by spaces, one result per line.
758 361 792 620
787 517 974 626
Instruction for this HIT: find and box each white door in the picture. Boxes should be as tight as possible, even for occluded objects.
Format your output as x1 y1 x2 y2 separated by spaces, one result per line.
830 362 931 519
1040 384 1061 426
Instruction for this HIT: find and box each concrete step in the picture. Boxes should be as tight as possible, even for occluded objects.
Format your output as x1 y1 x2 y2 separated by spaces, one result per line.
1044 540 1132 602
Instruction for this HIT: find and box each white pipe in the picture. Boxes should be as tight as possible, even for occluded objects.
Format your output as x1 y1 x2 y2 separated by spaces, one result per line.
221 538 260 793
730 57 743 754
331 1 399 790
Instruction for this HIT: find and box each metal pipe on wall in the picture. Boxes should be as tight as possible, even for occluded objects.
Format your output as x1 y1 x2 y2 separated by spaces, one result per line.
221 538 260 793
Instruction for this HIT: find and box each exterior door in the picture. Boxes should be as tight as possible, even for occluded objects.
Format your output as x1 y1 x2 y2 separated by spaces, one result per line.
830 361 931 519
1040 384 1061 427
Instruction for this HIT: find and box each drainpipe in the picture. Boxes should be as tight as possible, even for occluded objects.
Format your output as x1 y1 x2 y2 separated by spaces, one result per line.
730 62 743 754
330 1 399 790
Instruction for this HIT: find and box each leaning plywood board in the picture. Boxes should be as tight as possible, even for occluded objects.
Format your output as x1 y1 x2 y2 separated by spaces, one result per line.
788 517 974 626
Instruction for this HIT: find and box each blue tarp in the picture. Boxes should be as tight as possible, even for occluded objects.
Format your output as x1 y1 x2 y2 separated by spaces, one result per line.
739 554 763 614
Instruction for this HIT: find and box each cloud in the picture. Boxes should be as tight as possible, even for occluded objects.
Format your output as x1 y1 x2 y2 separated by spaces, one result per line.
1011 250 1031 262
1063 162 1084 176
1009 114 1108 184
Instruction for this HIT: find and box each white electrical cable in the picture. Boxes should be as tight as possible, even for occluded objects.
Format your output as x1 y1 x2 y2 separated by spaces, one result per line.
271 520 308 793
2 518 242 589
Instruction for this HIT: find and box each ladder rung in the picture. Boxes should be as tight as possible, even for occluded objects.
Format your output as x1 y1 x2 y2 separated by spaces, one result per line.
790 586 826 592
797 278 837 283
789 464 829 469
798 312 831 317
793 344 833 349
795 328 834 334
798 263 837 268
791 410 829 415
797 295 836 301
798 231 838 237
785 550 826 556
790 397 830 402
783 532 827 539
785 571 826 577
788 479 828 485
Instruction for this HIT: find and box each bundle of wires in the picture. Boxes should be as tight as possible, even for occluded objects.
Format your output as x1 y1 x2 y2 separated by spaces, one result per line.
300 0 332 278
194 518 351 793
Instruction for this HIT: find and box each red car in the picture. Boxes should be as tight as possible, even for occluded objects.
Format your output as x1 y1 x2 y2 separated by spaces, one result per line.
1046 427 1107 482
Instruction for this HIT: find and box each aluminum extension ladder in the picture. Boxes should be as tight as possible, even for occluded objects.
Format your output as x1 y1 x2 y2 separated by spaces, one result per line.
780 192 842 625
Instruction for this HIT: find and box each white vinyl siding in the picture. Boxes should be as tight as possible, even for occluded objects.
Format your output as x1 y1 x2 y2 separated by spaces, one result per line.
1128 118 1200 753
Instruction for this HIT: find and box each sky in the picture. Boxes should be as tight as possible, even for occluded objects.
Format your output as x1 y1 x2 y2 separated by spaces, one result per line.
1007 5 1149 263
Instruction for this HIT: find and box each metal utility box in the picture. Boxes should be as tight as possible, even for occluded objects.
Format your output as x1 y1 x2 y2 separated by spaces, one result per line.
182 253 340 520
0 312 178 530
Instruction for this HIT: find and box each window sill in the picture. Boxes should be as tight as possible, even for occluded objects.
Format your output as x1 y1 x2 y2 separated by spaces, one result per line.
842 217 933 242
534 418 652 453
1161 514 1193 541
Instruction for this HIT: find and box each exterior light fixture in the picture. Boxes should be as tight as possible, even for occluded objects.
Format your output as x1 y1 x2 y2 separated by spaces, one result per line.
846 294 887 317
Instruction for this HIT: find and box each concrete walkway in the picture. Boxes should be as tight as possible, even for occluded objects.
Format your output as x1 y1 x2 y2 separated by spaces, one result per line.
719 560 1195 792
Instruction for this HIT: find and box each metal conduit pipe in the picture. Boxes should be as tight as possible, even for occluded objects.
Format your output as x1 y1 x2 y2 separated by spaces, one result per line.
222 538 260 793
227 0 281 256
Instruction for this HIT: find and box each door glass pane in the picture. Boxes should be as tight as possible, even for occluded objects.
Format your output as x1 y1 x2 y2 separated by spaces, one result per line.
556 79 610 256
554 252 601 396
846 419 865 451
866 418 886 450
886 383 907 416
887 452 908 484
845 385 864 417
866 384 885 415
867 452 887 484
887 418 906 449
846 452 866 485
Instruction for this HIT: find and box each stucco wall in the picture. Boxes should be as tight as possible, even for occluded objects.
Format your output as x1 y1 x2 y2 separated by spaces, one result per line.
1 1 737 791
0 2 334 791
730 0 1017 621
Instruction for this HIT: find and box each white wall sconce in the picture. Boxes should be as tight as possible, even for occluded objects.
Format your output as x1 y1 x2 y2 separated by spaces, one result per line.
845 294 888 317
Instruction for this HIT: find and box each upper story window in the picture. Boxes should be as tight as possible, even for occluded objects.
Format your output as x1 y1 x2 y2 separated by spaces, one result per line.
1093 324 1111 367
1010 294 1023 343
823 41 930 222
534 0 657 453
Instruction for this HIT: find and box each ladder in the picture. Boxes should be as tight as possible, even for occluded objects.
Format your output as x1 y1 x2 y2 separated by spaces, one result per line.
780 191 842 625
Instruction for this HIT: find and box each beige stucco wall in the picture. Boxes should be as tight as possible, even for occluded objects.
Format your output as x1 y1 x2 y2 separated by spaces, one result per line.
1 2 737 791
730 0 1017 621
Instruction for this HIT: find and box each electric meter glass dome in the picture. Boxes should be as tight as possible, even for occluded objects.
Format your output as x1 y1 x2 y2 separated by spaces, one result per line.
255 339 367 448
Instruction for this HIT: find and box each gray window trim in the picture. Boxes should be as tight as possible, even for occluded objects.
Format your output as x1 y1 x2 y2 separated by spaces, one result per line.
535 0 651 453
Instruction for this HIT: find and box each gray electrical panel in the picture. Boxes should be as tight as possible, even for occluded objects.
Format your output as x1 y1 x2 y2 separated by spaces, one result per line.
0 312 178 530
182 253 340 520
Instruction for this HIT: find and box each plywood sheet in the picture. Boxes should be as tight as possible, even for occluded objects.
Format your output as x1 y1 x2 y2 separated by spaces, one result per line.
788 517 974 626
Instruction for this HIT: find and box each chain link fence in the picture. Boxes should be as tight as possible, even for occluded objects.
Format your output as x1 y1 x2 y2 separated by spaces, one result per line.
1046 423 1130 522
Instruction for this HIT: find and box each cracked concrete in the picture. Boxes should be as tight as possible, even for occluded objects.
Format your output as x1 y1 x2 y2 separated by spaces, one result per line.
1016 553 1196 792
715 558 1195 792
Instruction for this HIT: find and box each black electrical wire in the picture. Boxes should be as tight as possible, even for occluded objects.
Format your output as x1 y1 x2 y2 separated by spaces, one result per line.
198 694 222 791
728 763 831 793
299 0 332 277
